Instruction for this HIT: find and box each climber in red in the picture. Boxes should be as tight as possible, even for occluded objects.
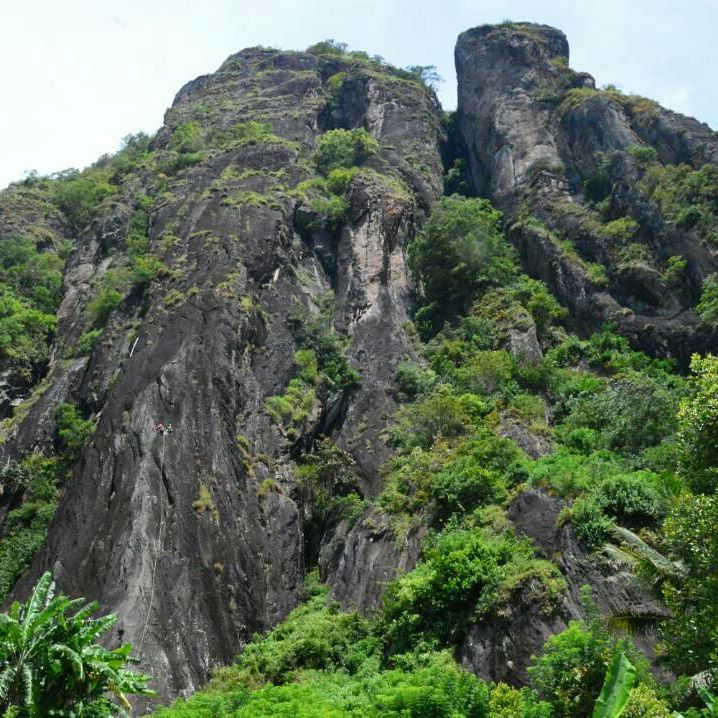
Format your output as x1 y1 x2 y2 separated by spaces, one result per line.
155 423 173 435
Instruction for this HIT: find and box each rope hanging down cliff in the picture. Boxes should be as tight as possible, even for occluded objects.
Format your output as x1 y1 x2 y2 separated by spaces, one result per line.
138 424 172 654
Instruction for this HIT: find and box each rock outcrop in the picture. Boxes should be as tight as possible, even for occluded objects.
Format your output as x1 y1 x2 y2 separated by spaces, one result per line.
4 47 444 706
456 22 718 364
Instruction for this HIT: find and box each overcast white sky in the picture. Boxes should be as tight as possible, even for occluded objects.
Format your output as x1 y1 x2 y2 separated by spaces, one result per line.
1 0 716 190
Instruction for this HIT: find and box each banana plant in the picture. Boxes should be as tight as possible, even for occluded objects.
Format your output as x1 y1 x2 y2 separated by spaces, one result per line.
673 687 718 717
0 572 153 716
592 651 636 718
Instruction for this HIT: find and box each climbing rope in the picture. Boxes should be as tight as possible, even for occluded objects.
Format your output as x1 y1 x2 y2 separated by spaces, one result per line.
138 431 166 654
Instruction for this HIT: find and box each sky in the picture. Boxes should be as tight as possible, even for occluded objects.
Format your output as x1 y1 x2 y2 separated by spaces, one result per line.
1 0 716 190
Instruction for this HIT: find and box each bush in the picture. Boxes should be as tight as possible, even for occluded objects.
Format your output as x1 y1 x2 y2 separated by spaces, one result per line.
155 580 492 718
87 287 123 328
489 683 553 718
660 493 718 675
528 607 648 718
389 384 490 449
622 684 672 717
409 196 516 336
697 274 718 324
229 574 377 687
560 497 613 550
55 403 95 463
627 145 658 165
314 128 378 175
637 160 718 241
50 168 115 234
677 354 718 492
592 473 663 527
394 360 435 400
560 370 681 454
0 456 59 601
74 328 102 356
431 458 508 523
287 297 360 392
380 526 564 653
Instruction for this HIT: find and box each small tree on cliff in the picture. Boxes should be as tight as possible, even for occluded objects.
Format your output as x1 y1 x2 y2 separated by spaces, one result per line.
408 195 517 338
0 572 152 716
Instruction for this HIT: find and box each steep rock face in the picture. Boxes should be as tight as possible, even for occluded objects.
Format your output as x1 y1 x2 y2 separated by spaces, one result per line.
319 508 426 611
5 47 444 706
456 22 718 363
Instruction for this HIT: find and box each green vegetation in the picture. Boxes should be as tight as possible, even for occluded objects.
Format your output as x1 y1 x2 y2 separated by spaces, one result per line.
0 455 60 602
0 404 93 603
637 160 718 243
380 524 564 653
264 349 320 439
0 235 66 380
4 39 718 718
0 571 151 716
528 593 657 718
296 438 364 562
697 275 718 324
287 294 361 393
266 295 361 439
409 196 517 337
306 39 440 92
592 652 636 718
154 574 552 718
313 128 378 175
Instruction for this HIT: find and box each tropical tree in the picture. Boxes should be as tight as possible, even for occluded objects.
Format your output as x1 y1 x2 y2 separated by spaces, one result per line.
0 572 152 716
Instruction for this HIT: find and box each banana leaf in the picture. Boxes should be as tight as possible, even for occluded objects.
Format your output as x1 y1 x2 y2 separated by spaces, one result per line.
592 651 637 718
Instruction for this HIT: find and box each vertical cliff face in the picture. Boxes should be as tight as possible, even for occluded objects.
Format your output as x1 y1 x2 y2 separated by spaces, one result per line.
3 47 444 705
456 22 718 363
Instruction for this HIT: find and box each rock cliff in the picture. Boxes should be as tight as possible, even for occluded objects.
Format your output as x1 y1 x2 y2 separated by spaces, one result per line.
456 22 718 364
0 23 716 712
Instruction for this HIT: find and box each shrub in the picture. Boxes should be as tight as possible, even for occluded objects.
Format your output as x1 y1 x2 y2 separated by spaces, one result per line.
677 354 718 492
431 457 508 523
314 128 378 175
50 168 115 234
560 370 681 454
74 328 103 356
0 455 60 601
627 146 658 165
697 274 718 324
87 287 123 328
598 216 639 244
489 683 553 717
528 607 648 718
389 384 490 449
592 473 663 527
55 403 94 463
296 438 362 560
380 526 564 653
168 121 204 154
622 684 672 717
663 255 687 285
527 449 623 499
394 361 435 400
560 497 613 550
660 493 718 675
452 350 514 396
409 196 516 337
287 297 360 392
